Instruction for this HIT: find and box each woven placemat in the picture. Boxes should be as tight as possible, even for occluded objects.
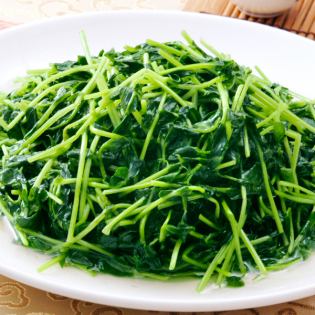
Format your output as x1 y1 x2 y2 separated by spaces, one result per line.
185 0 315 40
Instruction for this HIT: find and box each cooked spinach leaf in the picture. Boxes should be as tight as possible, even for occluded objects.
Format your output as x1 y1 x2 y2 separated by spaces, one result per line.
0 31 314 291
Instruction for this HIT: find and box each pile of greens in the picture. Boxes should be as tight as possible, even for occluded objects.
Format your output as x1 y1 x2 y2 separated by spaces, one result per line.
0 32 314 290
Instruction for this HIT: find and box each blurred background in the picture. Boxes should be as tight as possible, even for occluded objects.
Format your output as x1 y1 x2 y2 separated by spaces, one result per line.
0 0 186 23
0 0 314 39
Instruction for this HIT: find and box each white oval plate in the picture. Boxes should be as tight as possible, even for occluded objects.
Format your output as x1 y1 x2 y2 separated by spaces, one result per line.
0 11 314 312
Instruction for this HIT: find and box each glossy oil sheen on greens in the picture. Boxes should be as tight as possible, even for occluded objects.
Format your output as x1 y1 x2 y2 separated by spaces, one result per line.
0 32 314 291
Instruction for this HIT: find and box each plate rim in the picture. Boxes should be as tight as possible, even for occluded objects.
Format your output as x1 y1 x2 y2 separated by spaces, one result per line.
0 9 314 45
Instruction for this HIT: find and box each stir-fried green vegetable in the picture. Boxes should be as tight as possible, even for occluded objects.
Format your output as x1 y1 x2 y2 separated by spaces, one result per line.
0 31 314 290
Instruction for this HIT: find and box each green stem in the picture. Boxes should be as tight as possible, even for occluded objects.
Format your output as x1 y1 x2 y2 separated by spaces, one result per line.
80 31 121 127
169 239 183 270
222 200 246 273
102 198 145 235
140 93 166 160
78 135 100 221
240 229 266 273
67 132 88 242
255 141 286 239
197 244 229 292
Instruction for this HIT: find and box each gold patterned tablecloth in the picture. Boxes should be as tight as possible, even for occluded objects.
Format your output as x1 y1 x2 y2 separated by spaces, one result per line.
1 1 315 314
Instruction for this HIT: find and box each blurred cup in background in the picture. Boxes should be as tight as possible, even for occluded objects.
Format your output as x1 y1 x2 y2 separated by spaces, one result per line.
231 0 296 17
